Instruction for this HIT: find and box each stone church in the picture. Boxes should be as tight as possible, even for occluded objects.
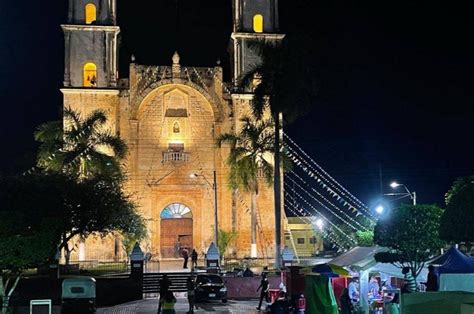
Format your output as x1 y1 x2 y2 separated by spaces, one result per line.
61 0 284 260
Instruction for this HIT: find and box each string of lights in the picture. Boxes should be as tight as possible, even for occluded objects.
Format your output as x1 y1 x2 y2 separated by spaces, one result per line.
284 199 347 249
284 177 364 233
284 190 357 244
287 172 371 231
285 145 372 219
284 132 374 217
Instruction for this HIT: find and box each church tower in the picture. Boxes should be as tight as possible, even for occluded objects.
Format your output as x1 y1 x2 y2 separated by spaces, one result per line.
230 0 285 258
62 0 119 88
230 0 285 85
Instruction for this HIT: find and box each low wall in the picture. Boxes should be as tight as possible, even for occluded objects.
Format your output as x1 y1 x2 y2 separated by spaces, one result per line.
224 276 282 299
402 291 474 314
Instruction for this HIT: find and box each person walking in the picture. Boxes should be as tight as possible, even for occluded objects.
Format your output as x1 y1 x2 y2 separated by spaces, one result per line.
159 291 177 314
182 248 189 269
256 272 270 311
186 275 196 313
158 274 171 313
191 249 198 270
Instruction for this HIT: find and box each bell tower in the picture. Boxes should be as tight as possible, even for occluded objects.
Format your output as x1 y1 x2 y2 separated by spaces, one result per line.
62 0 119 88
230 0 285 85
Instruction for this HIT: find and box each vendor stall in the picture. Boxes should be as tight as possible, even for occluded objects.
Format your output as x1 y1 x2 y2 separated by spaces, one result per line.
329 246 429 313
437 247 474 292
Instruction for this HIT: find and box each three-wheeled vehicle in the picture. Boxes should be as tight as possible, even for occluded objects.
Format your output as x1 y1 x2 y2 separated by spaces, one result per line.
61 277 96 314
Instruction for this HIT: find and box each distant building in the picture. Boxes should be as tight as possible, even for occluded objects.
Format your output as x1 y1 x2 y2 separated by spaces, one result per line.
60 0 285 260
285 217 324 258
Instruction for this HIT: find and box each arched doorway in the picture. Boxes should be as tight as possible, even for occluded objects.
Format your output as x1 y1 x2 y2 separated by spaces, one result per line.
160 203 193 258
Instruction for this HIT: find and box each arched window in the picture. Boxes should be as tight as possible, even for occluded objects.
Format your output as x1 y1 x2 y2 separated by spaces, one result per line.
85 3 97 25
83 63 97 87
173 122 180 133
161 203 192 219
253 14 263 33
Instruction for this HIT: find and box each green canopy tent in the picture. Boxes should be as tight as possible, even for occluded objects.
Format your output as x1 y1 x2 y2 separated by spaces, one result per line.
304 274 338 314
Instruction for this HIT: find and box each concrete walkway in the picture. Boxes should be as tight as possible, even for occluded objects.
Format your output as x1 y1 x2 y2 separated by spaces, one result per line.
98 295 266 314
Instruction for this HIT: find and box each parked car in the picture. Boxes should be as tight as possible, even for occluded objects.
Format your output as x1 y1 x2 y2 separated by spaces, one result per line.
61 277 96 313
195 273 227 303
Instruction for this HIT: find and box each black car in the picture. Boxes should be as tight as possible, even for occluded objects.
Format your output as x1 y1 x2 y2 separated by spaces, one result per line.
194 273 228 303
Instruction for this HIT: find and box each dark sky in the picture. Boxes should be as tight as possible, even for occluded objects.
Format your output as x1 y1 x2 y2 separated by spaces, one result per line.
0 0 473 207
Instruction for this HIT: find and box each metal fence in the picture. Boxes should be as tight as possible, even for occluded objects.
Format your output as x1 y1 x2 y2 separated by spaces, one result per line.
59 260 130 276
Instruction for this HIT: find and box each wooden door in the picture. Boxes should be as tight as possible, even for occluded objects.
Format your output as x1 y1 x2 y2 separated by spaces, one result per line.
160 218 193 258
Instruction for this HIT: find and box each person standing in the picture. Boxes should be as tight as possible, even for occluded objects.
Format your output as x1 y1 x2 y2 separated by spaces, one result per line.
160 291 177 314
269 290 291 314
186 275 196 313
191 249 198 270
256 272 270 311
182 248 189 269
402 267 416 293
339 288 353 314
426 265 439 291
348 278 360 304
158 274 172 313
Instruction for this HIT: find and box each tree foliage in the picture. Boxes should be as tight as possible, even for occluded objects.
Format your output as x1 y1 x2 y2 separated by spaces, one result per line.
216 116 275 192
440 175 474 245
58 176 147 262
34 107 127 180
217 229 237 260
0 174 66 313
0 173 147 267
374 204 444 278
355 230 374 247
240 37 320 268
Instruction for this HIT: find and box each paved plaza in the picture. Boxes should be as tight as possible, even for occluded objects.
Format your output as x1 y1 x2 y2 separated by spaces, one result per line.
98 295 264 314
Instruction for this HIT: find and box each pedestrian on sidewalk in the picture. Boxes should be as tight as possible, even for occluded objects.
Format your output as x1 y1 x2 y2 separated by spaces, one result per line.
159 291 177 314
186 275 196 313
256 272 270 311
191 248 198 270
182 248 189 269
158 274 171 313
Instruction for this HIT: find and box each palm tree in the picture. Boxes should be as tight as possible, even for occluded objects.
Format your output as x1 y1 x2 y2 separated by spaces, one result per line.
217 117 274 258
240 38 318 268
34 107 127 180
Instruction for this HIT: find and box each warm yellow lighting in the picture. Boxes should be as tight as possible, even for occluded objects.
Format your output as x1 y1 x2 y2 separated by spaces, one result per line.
83 62 97 87
85 3 97 25
173 122 180 133
253 14 263 33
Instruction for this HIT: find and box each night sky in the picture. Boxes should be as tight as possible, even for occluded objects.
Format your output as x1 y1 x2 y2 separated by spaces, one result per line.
0 0 473 207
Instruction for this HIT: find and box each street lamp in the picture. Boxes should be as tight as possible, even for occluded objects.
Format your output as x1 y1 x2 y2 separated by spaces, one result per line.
315 218 324 230
385 181 417 205
190 172 219 248
375 205 385 214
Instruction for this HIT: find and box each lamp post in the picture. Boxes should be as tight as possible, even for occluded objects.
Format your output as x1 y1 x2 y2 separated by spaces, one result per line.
190 173 218 248
385 181 417 205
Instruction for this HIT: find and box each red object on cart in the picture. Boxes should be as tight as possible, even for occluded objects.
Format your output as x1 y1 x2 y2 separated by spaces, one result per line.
268 289 280 303
297 294 306 313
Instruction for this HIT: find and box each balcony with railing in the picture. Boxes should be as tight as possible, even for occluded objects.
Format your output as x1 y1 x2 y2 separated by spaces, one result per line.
162 151 190 163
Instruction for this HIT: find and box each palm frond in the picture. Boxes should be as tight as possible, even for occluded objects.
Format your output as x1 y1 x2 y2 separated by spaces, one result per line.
96 134 127 159
34 121 63 143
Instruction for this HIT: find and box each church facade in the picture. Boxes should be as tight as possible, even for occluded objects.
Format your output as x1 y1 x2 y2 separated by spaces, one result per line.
61 0 284 260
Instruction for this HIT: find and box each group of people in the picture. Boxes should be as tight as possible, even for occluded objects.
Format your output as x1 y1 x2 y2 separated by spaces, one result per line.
339 265 440 314
179 247 198 270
